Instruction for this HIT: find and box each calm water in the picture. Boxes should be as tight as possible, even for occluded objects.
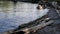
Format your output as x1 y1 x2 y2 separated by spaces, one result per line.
0 1 49 32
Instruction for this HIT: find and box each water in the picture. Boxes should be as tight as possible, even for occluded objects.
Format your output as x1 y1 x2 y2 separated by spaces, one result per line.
0 1 49 32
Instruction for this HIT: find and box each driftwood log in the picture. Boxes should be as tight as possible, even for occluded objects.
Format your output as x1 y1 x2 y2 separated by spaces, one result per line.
9 14 54 34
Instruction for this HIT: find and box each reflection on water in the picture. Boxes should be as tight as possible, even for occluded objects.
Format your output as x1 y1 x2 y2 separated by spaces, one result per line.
0 1 49 32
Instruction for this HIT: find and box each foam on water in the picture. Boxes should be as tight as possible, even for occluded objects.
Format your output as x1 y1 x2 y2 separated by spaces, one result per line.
0 2 49 32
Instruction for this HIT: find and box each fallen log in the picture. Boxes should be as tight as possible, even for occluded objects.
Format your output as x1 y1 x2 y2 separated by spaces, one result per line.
10 17 53 34
3 16 59 34
17 21 53 33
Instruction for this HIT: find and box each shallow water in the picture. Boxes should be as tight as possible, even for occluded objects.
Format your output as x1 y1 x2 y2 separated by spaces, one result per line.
0 1 49 32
